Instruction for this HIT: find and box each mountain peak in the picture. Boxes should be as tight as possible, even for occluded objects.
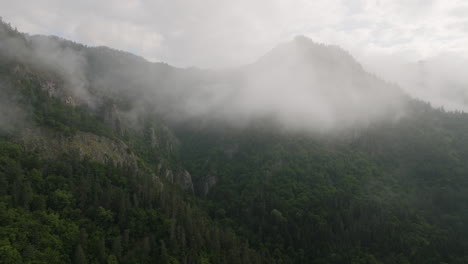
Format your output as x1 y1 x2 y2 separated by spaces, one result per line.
255 36 362 73
292 35 314 44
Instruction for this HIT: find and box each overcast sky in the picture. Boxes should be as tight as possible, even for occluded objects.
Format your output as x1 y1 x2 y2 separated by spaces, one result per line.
2 0 468 68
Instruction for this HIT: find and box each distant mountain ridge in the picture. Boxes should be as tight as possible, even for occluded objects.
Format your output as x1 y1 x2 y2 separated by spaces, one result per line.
2 18 468 263
1 18 408 132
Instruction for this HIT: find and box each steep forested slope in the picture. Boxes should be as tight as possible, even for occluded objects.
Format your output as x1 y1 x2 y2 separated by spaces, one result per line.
176 103 468 263
1 19 468 264
0 20 262 264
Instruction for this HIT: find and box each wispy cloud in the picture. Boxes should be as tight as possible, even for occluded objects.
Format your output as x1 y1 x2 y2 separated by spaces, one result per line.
2 0 468 68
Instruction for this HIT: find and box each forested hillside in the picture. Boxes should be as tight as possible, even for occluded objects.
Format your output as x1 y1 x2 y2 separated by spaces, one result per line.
1 18 468 264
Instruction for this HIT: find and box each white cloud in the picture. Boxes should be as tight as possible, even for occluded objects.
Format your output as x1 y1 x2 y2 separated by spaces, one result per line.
3 0 468 112
2 0 468 68
74 18 164 61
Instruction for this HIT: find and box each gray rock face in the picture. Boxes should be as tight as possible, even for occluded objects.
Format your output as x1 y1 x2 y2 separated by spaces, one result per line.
64 95 77 105
163 168 194 192
41 80 78 106
151 173 164 193
165 169 174 184
17 128 138 167
41 80 61 98
202 174 217 196
178 170 194 192
16 127 196 192
146 125 180 155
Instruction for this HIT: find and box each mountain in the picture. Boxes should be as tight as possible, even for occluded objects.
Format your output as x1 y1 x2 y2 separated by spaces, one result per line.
236 36 407 131
1 18 468 264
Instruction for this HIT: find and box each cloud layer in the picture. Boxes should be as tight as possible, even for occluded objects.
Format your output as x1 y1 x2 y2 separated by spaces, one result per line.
2 0 468 68
1 0 468 113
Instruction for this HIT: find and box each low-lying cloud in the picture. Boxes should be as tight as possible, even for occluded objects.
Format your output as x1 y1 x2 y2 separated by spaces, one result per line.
363 53 468 112
151 37 408 132
0 21 422 134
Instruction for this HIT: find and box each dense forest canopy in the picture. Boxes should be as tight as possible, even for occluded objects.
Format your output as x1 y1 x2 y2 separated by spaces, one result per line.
1 18 468 264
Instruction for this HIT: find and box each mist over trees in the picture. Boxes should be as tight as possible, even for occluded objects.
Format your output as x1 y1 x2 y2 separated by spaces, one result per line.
1 17 410 134
1 17 468 264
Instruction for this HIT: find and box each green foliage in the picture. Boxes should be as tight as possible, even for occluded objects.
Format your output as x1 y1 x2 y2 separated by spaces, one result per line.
2 19 468 263
0 139 259 263
177 108 468 263
0 244 23 264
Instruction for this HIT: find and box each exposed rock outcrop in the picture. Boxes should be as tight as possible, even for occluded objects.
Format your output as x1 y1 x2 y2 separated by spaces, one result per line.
165 169 174 184
177 170 194 192
201 174 217 196
160 166 194 192
17 127 138 167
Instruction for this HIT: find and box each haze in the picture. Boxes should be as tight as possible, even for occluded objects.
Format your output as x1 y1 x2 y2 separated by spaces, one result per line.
1 0 468 129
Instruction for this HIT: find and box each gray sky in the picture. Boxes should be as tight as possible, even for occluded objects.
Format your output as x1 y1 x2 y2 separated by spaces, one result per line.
2 0 468 68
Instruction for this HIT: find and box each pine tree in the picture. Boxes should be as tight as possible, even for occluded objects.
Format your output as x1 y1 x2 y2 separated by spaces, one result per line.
73 244 87 264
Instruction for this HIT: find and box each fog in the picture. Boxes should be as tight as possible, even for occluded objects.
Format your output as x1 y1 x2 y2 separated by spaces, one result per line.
2 1 468 129
31 36 98 108
363 54 468 112
0 22 96 108
7 19 468 134
0 81 27 133
1 19 410 133
170 37 407 131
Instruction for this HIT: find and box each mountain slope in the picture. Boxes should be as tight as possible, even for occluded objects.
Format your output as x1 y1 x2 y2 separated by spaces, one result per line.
0 20 263 264
1 19 468 264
